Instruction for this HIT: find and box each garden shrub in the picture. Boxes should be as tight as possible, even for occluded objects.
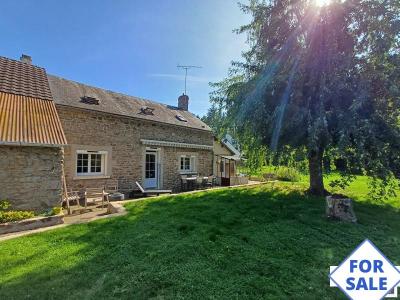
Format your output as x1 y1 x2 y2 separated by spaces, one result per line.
0 200 35 223
51 207 63 215
43 206 63 216
262 173 277 181
0 200 11 210
274 167 301 182
0 211 35 223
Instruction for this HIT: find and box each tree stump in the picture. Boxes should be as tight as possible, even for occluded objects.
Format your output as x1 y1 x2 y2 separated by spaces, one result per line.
326 195 357 223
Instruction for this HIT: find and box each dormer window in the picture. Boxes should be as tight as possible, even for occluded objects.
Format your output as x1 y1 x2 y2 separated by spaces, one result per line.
141 106 155 115
176 114 187 122
81 96 99 105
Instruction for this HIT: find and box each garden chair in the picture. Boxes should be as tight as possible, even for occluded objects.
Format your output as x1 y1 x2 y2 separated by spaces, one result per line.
204 175 215 188
180 175 188 191
196 176 203 189
84 187 109 208
105 180 118 194
135 181 172 196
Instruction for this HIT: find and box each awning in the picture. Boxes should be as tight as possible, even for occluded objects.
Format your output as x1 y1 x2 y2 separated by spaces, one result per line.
220 155 241 161
141 139 213 150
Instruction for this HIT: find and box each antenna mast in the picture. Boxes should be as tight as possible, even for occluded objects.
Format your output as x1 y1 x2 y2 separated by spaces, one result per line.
177 65 202 95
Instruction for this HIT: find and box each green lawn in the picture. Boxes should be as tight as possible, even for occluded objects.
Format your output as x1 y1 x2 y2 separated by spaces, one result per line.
245 166 400 208
0 183 399 299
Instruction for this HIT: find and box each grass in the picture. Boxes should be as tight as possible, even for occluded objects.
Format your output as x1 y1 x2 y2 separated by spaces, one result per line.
243 166 400 208
0 182 399 299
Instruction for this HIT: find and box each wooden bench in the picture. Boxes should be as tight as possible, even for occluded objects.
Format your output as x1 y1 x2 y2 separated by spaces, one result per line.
63 190 81 215
135 181 172 196
84 188 109 208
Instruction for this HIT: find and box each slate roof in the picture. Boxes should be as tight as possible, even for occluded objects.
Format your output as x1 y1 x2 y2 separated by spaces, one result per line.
0 56 67 146
221 137 241 156
47 75 211 132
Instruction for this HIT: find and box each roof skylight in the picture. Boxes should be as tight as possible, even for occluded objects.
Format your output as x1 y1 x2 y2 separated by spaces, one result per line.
81 96 99 105
140 106 155 115
176 114 187 122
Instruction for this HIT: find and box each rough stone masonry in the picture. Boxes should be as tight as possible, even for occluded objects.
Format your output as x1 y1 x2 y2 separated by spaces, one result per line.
57 106 213 193
0 146 64 211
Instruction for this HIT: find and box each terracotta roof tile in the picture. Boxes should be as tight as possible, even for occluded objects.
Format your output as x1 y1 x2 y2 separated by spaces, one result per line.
0 56 53 100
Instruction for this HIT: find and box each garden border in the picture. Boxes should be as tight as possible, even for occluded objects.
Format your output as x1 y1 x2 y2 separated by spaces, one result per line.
0 213 64 235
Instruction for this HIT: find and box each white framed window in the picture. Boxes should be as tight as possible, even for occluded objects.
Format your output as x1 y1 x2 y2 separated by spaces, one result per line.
180 155 196 173
76 150 107 176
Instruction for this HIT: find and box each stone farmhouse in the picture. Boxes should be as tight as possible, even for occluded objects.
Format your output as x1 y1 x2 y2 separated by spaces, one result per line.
0 55 214 211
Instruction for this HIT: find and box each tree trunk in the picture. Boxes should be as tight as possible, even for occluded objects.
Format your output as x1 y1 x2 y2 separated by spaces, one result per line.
308 148 325 196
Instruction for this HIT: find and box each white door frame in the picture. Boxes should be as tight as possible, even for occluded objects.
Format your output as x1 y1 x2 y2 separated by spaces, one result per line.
143 148 161 189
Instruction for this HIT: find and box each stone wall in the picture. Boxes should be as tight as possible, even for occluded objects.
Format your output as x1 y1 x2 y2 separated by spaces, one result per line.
0 146 63 211
162 148 213 191
56 106 213 193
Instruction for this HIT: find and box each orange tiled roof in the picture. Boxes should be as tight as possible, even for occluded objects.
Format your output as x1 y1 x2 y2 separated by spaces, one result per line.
0 56 66 146
0 56 53 100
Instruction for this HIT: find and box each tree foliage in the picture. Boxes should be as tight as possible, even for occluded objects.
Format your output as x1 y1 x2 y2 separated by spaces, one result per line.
204 0 400 197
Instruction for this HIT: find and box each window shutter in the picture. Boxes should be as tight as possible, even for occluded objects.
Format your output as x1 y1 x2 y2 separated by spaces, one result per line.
190 156 196 171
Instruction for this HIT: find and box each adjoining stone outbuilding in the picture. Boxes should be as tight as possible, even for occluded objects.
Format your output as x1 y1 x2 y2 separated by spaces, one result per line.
213 137 248 186
0 56 67 211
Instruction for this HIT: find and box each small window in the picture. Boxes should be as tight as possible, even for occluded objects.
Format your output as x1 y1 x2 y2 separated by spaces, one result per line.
81 96 99 105
180 155 195 172
140 106 155 115
76 150 107 176
176 114 187 122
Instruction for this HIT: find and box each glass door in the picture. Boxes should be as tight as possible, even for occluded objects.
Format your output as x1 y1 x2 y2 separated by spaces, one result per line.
144 151 158 188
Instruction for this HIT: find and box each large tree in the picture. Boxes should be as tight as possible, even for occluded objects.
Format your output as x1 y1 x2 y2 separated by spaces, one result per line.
207 0 400 196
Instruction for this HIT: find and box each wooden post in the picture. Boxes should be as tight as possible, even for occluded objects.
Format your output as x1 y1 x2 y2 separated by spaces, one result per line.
228 160 231 186
220 157 222 181
62 168 70 215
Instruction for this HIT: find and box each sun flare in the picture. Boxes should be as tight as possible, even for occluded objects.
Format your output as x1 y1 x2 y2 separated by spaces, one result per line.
314 0 331 7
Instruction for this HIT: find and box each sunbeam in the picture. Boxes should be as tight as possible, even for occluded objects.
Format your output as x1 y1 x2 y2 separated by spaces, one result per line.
314 0 331 7
270 59 300 151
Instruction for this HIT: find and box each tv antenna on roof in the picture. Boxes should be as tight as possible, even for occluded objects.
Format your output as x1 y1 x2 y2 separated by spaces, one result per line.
177 64 202 95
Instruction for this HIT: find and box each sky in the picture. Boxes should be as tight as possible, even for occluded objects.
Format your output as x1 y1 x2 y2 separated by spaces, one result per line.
0 0 250 116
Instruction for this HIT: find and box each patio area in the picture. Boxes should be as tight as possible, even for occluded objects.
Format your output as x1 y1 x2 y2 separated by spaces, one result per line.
1 180 263 242
63 205 109 224
63 179 262 222
63 172 250 216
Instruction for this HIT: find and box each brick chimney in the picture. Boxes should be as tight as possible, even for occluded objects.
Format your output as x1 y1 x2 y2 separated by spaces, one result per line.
20 54 32 64
178 93 189 111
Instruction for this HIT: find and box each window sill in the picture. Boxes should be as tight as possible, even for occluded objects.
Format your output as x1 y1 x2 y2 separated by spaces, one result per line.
73 175 111 180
